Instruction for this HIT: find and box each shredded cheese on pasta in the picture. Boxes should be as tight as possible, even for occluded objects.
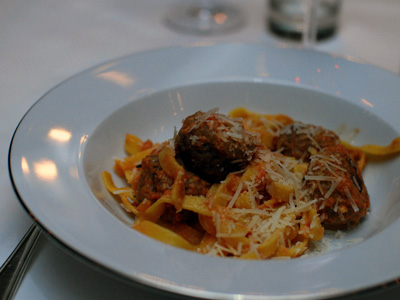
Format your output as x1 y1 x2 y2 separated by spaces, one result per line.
101 107 398 259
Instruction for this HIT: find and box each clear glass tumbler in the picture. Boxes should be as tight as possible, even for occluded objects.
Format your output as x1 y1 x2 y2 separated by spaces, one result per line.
268 0 341 43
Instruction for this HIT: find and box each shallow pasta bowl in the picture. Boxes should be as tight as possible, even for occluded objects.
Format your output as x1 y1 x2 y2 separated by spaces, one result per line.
8 43 400 299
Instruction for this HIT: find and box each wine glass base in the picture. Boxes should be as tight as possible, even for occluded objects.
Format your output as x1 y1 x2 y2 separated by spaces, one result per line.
166 2 244 35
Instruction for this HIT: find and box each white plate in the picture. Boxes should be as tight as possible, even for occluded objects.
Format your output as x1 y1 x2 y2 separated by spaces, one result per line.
9 43 400 299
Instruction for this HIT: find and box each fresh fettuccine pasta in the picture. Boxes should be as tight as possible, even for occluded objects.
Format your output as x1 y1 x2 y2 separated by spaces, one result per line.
102 107 398 259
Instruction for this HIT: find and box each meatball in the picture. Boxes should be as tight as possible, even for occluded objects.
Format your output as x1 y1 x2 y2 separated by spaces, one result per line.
135 154 173 203
304 145 370 229
174 110 258 183
135 153 211 203
275 122 340 162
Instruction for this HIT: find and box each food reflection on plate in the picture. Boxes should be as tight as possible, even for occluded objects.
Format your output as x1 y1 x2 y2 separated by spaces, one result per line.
102 107 399 259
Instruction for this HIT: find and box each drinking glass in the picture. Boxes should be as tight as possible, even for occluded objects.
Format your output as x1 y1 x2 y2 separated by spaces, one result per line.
268 0 341 47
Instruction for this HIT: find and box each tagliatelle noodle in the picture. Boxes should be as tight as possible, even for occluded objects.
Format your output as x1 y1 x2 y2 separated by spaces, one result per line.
101 107 399 259
341 138 400 156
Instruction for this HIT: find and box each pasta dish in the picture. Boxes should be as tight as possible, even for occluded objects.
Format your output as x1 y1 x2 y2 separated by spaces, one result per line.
102 108 400 259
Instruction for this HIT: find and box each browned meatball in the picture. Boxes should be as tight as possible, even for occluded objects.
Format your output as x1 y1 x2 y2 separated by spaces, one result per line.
304 145 370 229
174 110 258 183
135 154 173 203
135 153 211 203
275 122 340 162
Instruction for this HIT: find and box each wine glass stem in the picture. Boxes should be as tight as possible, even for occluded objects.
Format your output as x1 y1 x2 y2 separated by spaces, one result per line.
201 0 213 10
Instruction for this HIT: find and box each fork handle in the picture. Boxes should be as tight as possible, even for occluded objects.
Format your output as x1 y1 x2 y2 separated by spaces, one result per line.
0 224 42 300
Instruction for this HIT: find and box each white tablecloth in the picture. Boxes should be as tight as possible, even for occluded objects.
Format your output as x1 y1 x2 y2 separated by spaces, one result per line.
1 0 400 299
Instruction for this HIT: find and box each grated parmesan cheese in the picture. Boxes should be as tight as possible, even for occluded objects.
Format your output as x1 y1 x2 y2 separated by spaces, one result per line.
344 186 359 212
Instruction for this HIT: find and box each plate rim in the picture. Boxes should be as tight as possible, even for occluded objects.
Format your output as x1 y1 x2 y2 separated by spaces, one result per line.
8 42 400 300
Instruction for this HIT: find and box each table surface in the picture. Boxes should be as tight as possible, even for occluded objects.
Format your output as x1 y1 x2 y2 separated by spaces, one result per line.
1 0 400 299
